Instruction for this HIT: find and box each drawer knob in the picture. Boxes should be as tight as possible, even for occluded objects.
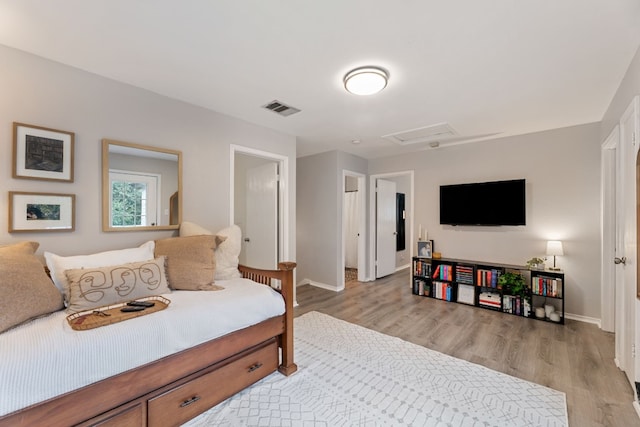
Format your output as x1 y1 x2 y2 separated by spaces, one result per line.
248 362 263 373
179 395 201 408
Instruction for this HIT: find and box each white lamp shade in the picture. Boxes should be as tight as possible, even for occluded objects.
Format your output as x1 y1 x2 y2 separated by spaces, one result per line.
546 240 564 256
344 67 388 96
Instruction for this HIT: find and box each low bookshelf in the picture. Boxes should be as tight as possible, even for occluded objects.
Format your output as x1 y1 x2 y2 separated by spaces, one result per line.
412 257 565 324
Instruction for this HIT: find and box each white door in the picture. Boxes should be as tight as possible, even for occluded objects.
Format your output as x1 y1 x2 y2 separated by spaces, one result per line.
244 162 278 269
376 179 397 278
619 96 639 389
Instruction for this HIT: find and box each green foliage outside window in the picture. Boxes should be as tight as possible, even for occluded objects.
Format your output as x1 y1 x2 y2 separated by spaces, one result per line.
111 181 147 226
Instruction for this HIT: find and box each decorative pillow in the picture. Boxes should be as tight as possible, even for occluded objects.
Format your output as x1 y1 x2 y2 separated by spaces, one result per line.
0 241 64 333
154 235 223 290
44 241 156 299
65 257 170 313
180 221 242 280
212 225 242 280
179 221 212 237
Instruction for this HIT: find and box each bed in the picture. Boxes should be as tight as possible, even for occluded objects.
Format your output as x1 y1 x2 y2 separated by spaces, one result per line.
0 234 296 427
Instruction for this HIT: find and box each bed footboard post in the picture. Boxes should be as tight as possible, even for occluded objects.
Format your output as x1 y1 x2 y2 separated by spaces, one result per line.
277 261 298 376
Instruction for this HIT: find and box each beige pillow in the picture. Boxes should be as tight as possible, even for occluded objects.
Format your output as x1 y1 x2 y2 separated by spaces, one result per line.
0 241 64 333
180 222 241 280
154 235 223 290
65 257 170 313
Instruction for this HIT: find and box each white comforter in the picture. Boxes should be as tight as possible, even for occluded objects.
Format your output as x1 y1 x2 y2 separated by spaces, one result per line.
0 278 285 416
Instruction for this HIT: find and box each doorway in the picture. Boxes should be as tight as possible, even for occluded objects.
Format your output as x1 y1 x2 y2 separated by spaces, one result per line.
368 170 414 280
342 171 366 288
230 145 289 270
618 96 639 393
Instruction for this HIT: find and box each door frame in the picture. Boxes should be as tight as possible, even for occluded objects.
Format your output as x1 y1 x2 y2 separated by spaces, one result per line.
368 170 414 281
230 144 289 266
341 170 366 289
601 125 619 334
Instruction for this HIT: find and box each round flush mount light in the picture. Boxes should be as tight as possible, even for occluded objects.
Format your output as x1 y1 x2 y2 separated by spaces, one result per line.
343 66 388 96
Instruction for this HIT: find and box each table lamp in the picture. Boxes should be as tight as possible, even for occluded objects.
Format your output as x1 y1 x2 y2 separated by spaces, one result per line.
546 240 564 271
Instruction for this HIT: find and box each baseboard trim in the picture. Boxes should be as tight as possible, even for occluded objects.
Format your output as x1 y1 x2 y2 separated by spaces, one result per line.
395 263 411 272
297 278 343 292
564 313 601 327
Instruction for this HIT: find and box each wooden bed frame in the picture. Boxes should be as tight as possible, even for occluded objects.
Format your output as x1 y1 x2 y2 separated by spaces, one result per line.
0 262 297 427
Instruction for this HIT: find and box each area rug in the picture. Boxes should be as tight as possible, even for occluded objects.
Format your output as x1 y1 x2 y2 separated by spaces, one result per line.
184 311 568 426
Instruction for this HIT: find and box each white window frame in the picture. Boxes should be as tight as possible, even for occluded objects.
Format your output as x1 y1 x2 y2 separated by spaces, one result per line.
109 169 162 227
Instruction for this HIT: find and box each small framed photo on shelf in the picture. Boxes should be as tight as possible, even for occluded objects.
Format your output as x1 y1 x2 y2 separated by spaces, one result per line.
417 240 433 258
13 122 75 182
9 191 75 232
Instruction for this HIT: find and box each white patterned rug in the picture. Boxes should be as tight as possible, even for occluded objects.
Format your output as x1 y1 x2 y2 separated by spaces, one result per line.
184 311 568 426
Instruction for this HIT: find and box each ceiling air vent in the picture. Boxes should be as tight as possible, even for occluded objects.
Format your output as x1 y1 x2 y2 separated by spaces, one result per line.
383 122 457 146
262 100 301 117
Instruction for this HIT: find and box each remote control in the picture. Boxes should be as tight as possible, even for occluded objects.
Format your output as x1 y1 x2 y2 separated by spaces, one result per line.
120 306 146 312
127 301 155 308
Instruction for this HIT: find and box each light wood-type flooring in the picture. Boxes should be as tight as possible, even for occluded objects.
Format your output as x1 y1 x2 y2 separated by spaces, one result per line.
295 268 639 427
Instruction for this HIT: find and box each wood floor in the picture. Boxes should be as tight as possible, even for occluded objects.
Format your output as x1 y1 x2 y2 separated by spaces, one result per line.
294 268 639 427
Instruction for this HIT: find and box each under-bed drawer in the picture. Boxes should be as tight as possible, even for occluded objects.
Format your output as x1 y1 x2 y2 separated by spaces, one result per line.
147 339 278 427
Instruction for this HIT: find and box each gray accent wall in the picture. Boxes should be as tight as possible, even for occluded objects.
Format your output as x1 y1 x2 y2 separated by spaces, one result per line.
368 123 601 319
0 45 296 261
297 150 367 290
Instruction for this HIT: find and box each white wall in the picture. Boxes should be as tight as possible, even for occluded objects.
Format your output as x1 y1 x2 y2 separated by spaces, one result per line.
0 45 296 262
368 123 602 320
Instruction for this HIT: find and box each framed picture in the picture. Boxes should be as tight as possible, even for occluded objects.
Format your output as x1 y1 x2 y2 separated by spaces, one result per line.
9 192 75 232
13 122 75 182
417 240 433 258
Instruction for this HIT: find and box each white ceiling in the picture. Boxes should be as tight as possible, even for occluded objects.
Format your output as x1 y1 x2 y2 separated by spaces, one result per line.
1 1 639 159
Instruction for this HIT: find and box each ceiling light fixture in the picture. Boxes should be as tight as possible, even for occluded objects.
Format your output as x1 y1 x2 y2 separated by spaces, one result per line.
344 66 388 96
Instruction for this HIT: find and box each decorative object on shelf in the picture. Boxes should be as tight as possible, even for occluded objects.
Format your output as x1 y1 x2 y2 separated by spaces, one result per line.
432 252 442 259
526 257 545 270
497 271 526 296
544 304 555 318
417 224 427 241
343 66 389 95
13 122 75 182
549 312 561 322
8 191 75 232
535 306 546 318
417 240 432 258
546 240 564 271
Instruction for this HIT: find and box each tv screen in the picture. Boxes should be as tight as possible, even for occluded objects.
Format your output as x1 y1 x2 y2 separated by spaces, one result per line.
439 179 526 226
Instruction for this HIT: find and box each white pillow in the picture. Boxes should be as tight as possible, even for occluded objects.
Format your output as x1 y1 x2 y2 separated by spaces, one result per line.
213 225 242 280
44 241 156 300
180 222 242 280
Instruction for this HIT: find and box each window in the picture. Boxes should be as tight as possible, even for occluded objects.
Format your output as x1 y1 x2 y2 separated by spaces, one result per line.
109 170 160 227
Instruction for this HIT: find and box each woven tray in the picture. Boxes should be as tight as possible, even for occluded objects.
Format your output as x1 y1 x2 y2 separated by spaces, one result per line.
66 296 171 331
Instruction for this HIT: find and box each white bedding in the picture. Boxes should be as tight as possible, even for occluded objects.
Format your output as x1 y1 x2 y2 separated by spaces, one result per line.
0 278 285 417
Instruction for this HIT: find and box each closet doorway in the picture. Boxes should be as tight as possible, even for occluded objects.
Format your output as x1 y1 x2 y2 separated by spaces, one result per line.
342 171 366 288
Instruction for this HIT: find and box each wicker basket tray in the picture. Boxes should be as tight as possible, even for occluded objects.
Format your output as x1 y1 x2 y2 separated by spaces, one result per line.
66 296 171 331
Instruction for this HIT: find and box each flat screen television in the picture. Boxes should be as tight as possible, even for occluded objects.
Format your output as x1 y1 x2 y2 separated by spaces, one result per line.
439 179 526 226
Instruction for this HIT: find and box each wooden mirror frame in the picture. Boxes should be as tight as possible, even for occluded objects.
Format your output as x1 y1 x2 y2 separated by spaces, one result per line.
102 139 182 232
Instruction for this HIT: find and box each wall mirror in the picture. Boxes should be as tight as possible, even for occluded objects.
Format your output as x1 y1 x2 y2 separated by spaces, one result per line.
102 139 182 232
